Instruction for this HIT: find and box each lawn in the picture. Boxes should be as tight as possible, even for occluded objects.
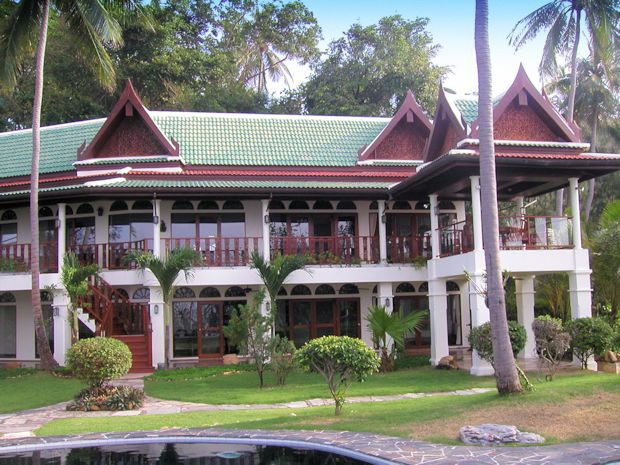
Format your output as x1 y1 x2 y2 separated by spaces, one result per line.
145 365 496 404
38 371 620 444
0 369 83 413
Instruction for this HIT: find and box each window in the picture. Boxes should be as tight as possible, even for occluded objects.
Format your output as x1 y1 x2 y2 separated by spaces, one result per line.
288 200 309 210
132 288 150 300
339 283 359 295
291 285 311 296
174 287 196 299
224 286 246 297
315 284 335 295
336 201 356 210
0 292 16 358
197 200 219 210
109 212 152 243
222 201 243 210
395 282 416 293
76 204 94 215
0 210 17 245
313 200 333 210
268 200 285 210
172 201 194 210
36 292 54 358
199 287 221 298
132 200 153 210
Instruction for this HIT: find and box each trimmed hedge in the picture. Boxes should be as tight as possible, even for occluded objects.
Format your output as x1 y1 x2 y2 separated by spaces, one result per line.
66 337 132 387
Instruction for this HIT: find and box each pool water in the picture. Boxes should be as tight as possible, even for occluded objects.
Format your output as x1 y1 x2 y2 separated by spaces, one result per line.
0 442 379 465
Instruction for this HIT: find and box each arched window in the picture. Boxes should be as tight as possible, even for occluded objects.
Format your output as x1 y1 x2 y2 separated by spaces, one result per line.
339 283 359 295
414 201 430 210
396 282 416 293
268 200 285 210
114 288 129 299
0 210 17 245
172 200 194 210
392 201 411 210
369 201 378 210
132 200 153 210
277 288 288 296
418 282 429 293
225 286 246 297
222 201 243 210
38 206 54 217
174 287 196 299
132 288 150 300
197 200 219 210
1 210 16 221
372 285 377 294
65 206 74 216
438 200 456 210
446 281 460 292
76 204 94 215
199 287 221 298
0 292 16 303
315 284 335 295
110 200 128 211
336 201 356 210
288 200 309 209
291 285 311 296
312 200 333 210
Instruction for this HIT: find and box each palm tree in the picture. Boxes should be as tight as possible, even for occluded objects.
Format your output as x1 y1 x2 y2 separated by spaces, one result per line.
59 253 99 344
509 0 620 215
250 251 307 326
126 248 202 367
475 0 523 394
0 0 141 370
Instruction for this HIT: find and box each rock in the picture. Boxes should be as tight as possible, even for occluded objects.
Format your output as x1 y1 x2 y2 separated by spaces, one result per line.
459 424 545 446
603 351 618 363
436 355 459 370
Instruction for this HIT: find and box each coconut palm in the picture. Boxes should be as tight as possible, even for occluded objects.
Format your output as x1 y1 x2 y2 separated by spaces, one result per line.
0 0 142 370
126 248 202 367
475 0 523 393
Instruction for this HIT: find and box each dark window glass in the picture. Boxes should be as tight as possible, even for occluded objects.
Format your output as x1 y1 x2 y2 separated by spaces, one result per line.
110 201 128 211
291 285 311 296
1 210 17 221
39 206 54 217
339 283 359 295
313 200 332 210
289 200 309 209
173 301 197 357
199 287 221 298
336 201 356 210
338 300 359 338
133 288 150 300
174 287 196 299
268 200 285 210
109 213 152 242
396 282 416 293
315 284 335 295
132 200 153 210
392 201 411 210
225 286 246 297
0 223 17 244
222 201 243 210
197 200 218 210
172 201 194 210
447 281 460 292
76 204 94 215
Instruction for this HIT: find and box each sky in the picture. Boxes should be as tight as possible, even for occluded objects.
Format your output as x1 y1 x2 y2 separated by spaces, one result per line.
283 0 557 97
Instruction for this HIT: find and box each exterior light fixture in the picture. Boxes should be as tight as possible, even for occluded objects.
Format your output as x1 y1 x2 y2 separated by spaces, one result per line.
381 212 386 224
264 214 270 224
54 218 61 229
384 297 391 308
153 304 159 315
97 207 104 216
52 306 60 317
160 220 167 233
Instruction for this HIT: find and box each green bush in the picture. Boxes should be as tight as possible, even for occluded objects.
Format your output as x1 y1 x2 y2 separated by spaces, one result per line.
295 336 380 415
66 385 144 411
566 317 614 369
66 337 132 387
393 354 430 370
532 315 571 380
468 321 527 368
270 335 296 386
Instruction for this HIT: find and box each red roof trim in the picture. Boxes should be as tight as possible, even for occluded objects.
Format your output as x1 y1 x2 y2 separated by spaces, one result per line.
423 84 467 162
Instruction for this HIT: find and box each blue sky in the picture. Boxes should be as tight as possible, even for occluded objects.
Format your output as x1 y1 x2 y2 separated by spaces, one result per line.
285 0 558 97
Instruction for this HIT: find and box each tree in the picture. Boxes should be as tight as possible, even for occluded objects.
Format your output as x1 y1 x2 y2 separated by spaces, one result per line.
302 15 447 116
126 248 202 367
509 0 620 214
59 252 99 344
218 0 320 93
365 304 427 372
475 0 523 394
566 316 614 368
0 0 142 370
591 199 620 321
532 315 571 380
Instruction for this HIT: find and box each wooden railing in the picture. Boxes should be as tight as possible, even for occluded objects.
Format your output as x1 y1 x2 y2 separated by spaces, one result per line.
107 240 152 269
0 242 58 272
164 237 262 267
270 235 379 264
438 220 474 257
387 235 431 263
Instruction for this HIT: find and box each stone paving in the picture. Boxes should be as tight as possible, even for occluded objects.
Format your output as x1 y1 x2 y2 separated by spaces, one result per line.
1 428 619 465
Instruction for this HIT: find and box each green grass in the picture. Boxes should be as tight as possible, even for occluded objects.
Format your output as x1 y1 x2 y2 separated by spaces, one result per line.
37 371 619 442
145 366 496 404
0 369 84 413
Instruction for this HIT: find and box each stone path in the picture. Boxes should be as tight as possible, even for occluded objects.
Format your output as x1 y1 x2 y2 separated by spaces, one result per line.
0 387 494 439
2 428 620 465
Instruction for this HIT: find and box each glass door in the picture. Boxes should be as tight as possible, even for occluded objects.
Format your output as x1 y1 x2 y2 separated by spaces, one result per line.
198 302 222 358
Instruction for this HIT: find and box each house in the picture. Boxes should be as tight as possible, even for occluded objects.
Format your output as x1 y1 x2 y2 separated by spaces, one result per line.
1 66 619 374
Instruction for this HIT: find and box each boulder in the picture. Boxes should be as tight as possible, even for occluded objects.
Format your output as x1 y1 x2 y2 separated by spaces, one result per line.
459 424 545 446
436 355 459 370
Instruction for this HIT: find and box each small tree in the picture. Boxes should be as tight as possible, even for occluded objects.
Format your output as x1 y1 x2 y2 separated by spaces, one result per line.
295 336 380 415
566 317 614 369
468 321 527 367
223 288 271 388
532 315 571 380
60 252 99 344
66 337 132 387
365 304 427 372
271 335 296 386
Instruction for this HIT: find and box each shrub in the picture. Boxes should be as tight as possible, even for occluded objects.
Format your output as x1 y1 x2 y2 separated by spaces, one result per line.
468 321 527 368
66 385 144 411
566 317 614 369
66 337 132 387
532 315 571 380
270 335 296 385
295 336 380 415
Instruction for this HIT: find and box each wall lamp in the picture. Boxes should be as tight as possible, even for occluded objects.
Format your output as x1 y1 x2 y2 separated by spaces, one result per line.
153 304 159 315
264 214 270 224
384 297 391 308
97 207 104 217
54 218 61 229
380 212 386 224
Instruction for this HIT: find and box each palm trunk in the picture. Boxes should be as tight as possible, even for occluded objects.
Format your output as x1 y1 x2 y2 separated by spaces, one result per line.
584 111 598 223
31 0 57 370
475 0 522 394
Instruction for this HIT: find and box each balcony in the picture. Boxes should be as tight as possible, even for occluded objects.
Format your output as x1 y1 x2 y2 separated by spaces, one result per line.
0 242 58 273
438 216 573 257
271 236 379 265
164 237 262 267
387 235 431 264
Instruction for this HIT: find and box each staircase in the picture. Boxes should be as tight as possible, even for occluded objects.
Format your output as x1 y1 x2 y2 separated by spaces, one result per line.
84 276 153 373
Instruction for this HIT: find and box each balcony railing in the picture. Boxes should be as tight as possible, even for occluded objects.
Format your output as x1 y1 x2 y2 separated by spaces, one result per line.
0 242 57 272
387 235 431 263
164 237 262 267
271 235 379 265
439 220 474 257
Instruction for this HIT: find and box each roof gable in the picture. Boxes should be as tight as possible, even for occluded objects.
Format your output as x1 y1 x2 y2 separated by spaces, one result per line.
423 85 467 162
358 90 432 162
78 81 180 161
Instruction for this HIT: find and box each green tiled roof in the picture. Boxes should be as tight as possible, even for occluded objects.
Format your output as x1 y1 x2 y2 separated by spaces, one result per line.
74 156 173 166
0 113 389 179
452 94 505 124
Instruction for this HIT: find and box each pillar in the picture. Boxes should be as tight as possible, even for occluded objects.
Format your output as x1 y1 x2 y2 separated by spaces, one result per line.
149 286 166 369
377 281 394 351
377 200 387 263
261 199 271 261
429 194 440 258
52 291 71 365
468 272 494 376
569 270 592 319
57 203 66 271
153 198 162 258
568 177 582 249
429 279 449 365
94 202 108 268
515 275 536 360
470 176 483 252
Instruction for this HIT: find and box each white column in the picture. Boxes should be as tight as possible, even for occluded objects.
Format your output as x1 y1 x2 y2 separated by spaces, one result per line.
515 196 524 214
470 176 483 252
569 270 592 319
153 198 162 258
94 202 107 268
359 287 374 346
57 203 66 271
429 279 449 365
468 272 494 376
377 281 394 350
568 177 582 249
149 286 166 368
429 194 440 258
52 291 71 365
515 275 536 360
377 200 388 263
261 199 271 261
